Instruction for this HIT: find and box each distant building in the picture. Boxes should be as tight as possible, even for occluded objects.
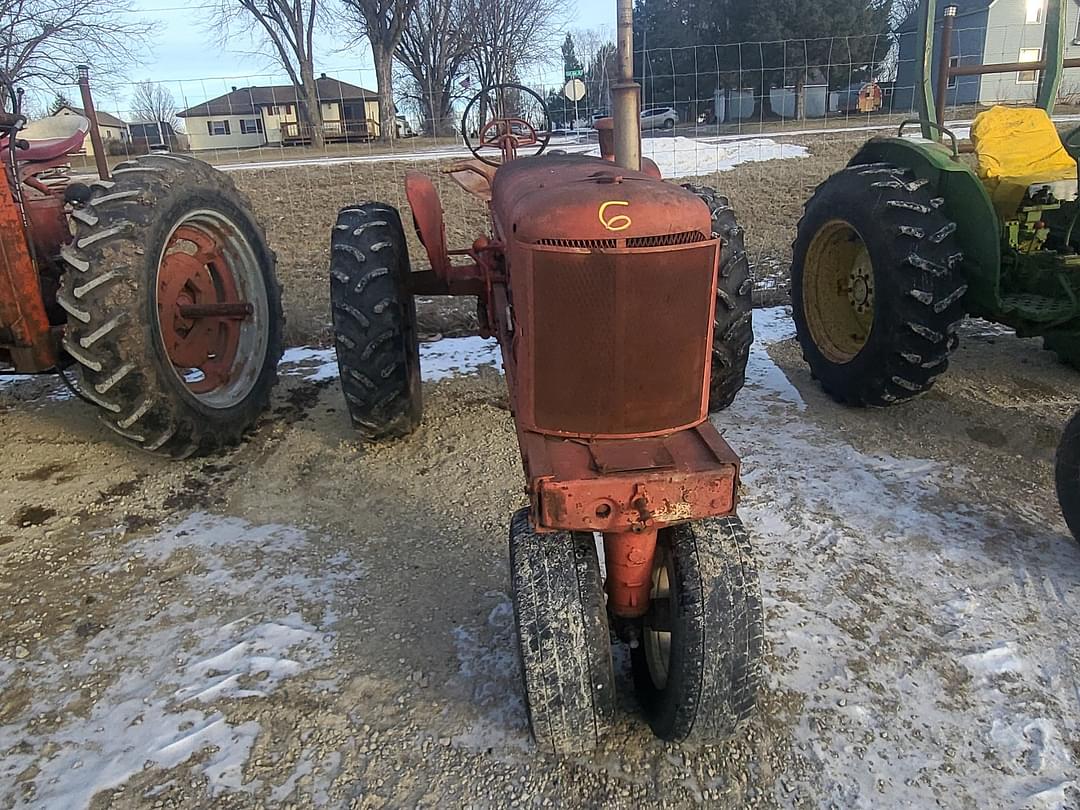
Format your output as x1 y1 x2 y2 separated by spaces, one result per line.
50 104 128 157
128 120 186 150
177 74 381 150
893 0 1080 112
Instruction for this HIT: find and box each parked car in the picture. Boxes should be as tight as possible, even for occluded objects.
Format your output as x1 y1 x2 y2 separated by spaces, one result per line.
590 109 610 127
641 106 678 130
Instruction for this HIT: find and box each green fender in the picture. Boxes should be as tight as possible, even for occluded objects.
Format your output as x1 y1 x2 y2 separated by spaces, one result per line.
850 137 1001 318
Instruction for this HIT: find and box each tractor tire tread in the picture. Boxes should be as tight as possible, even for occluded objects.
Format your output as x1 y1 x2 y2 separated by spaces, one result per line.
59 154 282 457
683 184 753 411
509 508 616 755
632 515 764 745
330 203 422 440
791 162 966 406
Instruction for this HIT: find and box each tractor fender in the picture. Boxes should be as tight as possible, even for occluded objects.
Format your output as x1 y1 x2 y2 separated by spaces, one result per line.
404 170 452 281
850 137 1001 317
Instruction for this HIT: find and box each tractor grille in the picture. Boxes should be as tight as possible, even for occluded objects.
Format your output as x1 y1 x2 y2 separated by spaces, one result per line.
627 231 707 248
535 231 706 250
527 242 717 436
536 237 618 249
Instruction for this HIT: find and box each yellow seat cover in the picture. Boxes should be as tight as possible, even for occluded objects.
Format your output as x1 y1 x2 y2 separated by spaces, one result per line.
971 106 1077 216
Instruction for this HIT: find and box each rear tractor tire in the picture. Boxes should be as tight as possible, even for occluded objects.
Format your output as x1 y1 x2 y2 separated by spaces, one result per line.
683 185 753 411
330 203 422 440
791 163 968 406
1055 408 1080 543
59 155 283 458
509 509 616 754
632 515 764 746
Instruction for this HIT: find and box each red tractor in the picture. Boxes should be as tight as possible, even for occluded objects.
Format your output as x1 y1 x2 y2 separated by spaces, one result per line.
0 70 282 457
329 3 762 752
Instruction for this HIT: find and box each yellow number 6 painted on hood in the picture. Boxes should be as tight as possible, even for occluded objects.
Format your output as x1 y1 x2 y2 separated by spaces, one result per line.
599 200 632 232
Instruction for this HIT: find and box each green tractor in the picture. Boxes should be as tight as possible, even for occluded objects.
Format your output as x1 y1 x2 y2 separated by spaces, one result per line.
792 0 1080 407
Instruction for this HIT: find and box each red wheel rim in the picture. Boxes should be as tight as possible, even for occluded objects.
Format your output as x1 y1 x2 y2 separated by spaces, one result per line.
157 223 249 395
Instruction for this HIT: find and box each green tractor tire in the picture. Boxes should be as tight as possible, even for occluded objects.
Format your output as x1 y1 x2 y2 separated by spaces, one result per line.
791 162 969 406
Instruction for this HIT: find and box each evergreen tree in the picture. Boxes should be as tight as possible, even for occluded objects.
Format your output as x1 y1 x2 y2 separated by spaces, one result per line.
48 93 73 115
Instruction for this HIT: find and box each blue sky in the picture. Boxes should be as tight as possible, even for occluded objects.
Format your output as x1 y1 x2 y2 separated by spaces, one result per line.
93 0 614 116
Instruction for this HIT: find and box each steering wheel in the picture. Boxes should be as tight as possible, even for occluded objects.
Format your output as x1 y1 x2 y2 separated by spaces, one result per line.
461 83 552 167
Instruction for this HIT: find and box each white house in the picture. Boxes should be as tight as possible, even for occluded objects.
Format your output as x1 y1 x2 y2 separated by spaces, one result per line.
50 105 128 158
178 75 381 151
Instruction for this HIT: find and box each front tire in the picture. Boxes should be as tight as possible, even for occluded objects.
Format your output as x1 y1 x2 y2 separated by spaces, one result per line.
791 163 968 406
59 156 283 458
683 185 753 411
632 515 763 746
1055 408 1080 543
509 509 616 755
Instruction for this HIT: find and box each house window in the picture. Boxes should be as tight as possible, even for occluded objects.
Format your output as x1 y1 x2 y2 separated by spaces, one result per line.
207 120 230 136
240 118 263 134
1026 0 1043 24
1018 47 1041 84
947 56 959 89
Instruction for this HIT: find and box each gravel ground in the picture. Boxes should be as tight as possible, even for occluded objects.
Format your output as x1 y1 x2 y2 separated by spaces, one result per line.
232 136 860 346
0 307 1078 808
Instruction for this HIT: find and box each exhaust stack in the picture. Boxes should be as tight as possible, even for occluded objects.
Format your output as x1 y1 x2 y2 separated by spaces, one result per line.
612 0 641 171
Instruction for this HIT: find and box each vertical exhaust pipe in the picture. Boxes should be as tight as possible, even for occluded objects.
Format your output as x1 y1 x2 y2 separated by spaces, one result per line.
76 65 110 181
612 0 641 171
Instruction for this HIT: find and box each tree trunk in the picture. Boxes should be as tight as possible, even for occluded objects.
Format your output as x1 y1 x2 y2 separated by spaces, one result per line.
752 73 776 121
372 42 396 142
422 86 454 137
794 73 805 121
299 63 325 149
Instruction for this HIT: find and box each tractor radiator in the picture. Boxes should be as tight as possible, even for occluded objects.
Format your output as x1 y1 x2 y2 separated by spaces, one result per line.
522 241 718 437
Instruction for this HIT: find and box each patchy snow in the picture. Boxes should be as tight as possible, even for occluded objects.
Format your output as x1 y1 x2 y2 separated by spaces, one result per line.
722 307 1080 808
0 514 362 808
279 336 501 384
587 136 808 178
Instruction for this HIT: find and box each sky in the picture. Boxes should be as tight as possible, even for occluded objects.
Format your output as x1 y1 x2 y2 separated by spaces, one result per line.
92 0 615 117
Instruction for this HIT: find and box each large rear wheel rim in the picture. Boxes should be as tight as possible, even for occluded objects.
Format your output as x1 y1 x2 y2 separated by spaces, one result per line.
156 210 270 409
803 219 875 364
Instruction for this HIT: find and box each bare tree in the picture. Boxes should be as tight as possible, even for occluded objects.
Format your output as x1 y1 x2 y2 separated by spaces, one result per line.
341 0 417 141
465 0 567 92
209 0 325 147
130 80 182 131
0 0 154 94
395 0 473 136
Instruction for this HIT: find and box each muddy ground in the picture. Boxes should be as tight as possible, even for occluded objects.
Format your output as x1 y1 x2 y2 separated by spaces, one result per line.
0 306 1077 808
232 135 861 346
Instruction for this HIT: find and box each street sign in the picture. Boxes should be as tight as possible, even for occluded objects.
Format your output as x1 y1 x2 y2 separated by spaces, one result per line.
564 79 586 102
564 68 585 80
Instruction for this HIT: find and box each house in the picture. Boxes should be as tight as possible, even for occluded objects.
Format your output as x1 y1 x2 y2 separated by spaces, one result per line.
50 104 128 157
178 75 381 150
893 0 1080 113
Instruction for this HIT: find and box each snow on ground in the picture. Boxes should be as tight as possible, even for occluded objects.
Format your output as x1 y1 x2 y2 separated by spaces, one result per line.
722 308 1079 808
3 309 1079 806
280 336 502 384
0 515 362 808
586 136 808 179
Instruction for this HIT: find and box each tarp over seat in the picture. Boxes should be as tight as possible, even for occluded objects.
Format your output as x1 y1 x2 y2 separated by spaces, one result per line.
971 105 1077 216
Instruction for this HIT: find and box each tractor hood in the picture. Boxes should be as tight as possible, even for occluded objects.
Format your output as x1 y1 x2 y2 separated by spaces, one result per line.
490 153 713 245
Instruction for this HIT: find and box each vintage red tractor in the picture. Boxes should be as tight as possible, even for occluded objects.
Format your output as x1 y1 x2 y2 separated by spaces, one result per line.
329 2 762 753
0 70 282 457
